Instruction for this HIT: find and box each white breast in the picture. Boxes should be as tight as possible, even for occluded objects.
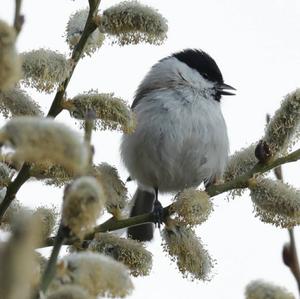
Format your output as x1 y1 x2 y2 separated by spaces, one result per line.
120 57 229 192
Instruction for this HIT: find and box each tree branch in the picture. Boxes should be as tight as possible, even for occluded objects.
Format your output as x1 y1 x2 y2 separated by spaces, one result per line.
47 1 101 117
96 150 300 236
42 147 300 248
0 1 102 222
13 0 24 36
36 225 70 298
206 148 300 196
84 110 96 167
0 163 31 219
288 229 300 293
270 152 300 296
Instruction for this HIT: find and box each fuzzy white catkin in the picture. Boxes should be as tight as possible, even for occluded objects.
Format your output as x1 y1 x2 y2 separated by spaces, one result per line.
65 8 105 56
0 87 43 118
88 232 152 276
52 252 133 298
0 198 23 229
0 215 43 299
224 144 257 181
161 223 213 281
0 117 89 175
264 89 300 155
0 20 22 90
171 188 212 226
245 280 295 299
33 206 57 241
62 176 105 239
223 144 258 197
21 48 71 93
30 162 72 187
93 163 128 216
65 91 136 133
249 178 300 228
100 0 168 46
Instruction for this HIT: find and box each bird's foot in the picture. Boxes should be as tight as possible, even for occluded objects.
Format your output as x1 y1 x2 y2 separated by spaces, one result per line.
153 199 164 228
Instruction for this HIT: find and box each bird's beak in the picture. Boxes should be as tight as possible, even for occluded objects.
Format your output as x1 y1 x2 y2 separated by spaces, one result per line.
216 83 236 96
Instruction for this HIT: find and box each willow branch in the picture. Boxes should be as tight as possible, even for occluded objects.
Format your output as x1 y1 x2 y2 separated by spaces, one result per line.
84 110 96 167
0 1 29 220
44 212 156 247
271 156 300 295
0 1 102 222
47 1 101 117
206 148 300 196
13 0 24 36
84 116 94 145
95 149 300 235
37 225 70 298
42 147 300 248
0 163 31 219
286 229 300 294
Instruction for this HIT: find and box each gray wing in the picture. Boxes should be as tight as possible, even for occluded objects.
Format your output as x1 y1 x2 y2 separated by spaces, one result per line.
131 85 156 109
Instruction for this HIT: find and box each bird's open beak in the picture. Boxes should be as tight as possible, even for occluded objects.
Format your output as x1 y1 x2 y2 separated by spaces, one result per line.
216 83 236 96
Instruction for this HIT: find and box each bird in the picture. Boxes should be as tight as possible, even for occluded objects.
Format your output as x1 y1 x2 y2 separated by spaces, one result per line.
120 49 235 241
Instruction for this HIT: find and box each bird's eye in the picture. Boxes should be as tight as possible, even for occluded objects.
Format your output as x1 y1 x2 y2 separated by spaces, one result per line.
202 73 209 79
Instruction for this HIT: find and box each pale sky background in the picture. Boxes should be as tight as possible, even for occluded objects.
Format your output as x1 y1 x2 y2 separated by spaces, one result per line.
1 0 300 298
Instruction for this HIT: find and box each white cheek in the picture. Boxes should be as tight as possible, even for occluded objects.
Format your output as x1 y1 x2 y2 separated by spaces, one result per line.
178 64 216 96
138 57 217 97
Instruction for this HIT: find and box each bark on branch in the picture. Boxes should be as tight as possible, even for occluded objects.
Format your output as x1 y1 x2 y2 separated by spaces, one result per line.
43 147 300 248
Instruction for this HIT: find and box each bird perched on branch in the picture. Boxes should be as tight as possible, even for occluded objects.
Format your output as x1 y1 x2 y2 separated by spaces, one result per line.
121 49 235 241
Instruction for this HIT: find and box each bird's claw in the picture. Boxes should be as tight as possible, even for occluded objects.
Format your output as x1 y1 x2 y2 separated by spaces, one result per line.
153 200 164 228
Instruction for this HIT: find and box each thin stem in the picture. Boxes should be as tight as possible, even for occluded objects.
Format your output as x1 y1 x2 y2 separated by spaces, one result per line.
84 112 95 168
95 212 156 233
287 228 300 294
13 0 24 36
206 148 300 196
42 147 300 248
0 163 31 219
273 159 300 296
0 0 27 222
38 225 70 297
36 5 102 295
84 118 94 145
47 1 101 117
0 1 102 222
43 213 156 247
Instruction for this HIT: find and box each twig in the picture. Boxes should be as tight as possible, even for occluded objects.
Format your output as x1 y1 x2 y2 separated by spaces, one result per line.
84 110 96 167
42 147 300 248
206 148 300 196
286 229 300 294
84 111 95 145
13 0 24 36
283 229 300 295
47 1 101 117
37 225 70 298
36 3 102 296
271 147 300 296
94 148 299 228
0 1 102 222
0 163 31 219
44 213 156 247
0 0 28 221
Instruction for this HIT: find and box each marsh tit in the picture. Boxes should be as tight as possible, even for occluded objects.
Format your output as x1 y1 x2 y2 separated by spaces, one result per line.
121 49 235 241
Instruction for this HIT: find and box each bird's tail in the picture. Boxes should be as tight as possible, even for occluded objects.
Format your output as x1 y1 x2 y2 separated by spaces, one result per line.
127 188 155 241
